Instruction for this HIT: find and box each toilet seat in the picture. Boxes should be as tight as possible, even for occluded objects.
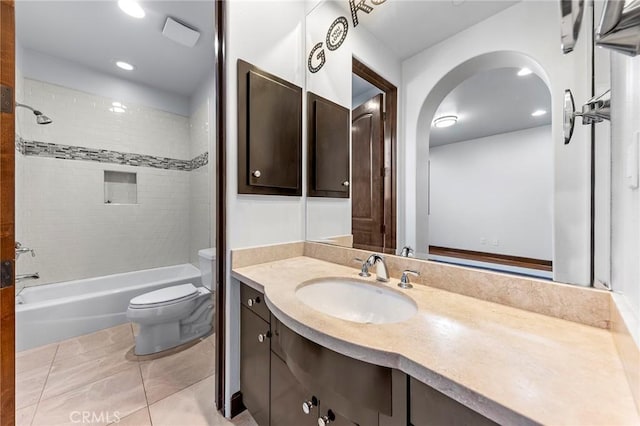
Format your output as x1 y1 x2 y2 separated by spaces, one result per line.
129 283 199 309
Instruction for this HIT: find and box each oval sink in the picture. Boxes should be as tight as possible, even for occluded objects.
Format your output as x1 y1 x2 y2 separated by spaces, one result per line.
295 278 417 324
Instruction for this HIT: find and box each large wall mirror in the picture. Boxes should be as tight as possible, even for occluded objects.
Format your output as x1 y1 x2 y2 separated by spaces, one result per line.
305 0 595 286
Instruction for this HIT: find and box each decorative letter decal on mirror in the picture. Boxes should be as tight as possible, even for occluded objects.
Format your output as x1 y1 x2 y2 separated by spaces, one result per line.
560 0 585 54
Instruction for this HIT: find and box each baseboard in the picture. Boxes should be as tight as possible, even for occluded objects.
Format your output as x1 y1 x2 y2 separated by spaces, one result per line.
230 391 246 418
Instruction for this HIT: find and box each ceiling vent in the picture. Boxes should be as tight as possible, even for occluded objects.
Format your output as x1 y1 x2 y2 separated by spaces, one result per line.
162 17 200 48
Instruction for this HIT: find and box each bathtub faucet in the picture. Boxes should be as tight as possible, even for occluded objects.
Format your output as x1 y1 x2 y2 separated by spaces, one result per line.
16 273 39 283
15 242 36 259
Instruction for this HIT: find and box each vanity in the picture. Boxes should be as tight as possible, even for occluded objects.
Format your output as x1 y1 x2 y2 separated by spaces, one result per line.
231 243 640 426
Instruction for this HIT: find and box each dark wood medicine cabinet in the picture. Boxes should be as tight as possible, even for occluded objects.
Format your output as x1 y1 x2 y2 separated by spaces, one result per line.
307 92 350 198
237 59 302 196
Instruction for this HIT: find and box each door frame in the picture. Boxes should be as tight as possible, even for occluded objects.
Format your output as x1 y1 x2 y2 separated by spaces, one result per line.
215 0 227 412
352 58 397 254
0 0 16 423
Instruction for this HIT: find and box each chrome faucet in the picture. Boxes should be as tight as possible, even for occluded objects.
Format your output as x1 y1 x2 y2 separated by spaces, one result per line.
15 242 36 259
355 254 389 282
16 272 39 283
399 246 414 257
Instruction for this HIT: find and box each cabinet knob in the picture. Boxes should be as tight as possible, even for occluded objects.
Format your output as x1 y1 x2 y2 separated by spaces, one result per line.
302 396 318 414
318 410 335 426
342 181 349 187
247 296 260 307
252 170 261 178
257 331 271 343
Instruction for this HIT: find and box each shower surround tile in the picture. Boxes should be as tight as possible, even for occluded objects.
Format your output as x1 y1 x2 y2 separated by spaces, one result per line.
16 137 208 171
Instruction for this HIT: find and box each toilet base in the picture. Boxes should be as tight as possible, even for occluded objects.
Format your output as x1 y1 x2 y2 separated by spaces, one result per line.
132 292 214 355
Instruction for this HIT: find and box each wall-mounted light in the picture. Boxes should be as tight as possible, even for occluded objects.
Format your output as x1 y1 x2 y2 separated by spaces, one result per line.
531 109 547 117
115 61 135 71
517 67 533 76
433 115 458 128
118 0 145 19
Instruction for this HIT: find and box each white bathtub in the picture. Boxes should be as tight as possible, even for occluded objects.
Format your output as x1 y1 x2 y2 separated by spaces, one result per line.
16 264 202 351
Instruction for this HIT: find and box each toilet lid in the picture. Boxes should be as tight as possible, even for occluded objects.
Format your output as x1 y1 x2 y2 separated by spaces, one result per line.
130 283 199 308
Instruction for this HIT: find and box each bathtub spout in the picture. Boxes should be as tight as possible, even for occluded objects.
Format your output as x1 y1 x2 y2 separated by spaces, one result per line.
16 272 39 283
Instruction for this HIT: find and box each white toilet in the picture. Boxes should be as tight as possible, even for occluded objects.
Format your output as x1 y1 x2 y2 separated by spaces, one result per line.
127 248 216 355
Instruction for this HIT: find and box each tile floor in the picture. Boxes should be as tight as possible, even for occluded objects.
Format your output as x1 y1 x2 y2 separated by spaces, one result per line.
15 323 257 426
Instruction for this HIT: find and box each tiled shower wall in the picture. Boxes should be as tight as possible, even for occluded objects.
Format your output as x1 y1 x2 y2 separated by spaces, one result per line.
15 78 212 286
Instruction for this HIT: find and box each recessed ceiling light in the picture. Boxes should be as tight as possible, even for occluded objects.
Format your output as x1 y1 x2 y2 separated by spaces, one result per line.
112 101 127 109
116 61 135 71
118 0 145 18
531 109 547 117
433 115 458 128
518 68 533 77
109 106 126 113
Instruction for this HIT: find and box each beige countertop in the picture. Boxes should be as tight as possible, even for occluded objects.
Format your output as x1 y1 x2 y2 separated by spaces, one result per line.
232 256 640 426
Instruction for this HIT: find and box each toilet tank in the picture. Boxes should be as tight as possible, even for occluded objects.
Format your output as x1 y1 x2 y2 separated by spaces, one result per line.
198 248 216 291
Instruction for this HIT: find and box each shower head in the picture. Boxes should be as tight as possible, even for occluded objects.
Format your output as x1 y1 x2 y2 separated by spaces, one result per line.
15 102 53 125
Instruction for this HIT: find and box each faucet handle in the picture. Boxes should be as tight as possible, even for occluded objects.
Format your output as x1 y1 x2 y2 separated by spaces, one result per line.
352 258 370 277
399 270 420 289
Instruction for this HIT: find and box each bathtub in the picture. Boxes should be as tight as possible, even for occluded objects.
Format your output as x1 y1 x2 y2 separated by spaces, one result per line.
16 264 202 351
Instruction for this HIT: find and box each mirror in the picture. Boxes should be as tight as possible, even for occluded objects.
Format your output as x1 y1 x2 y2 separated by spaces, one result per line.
305 0 595 285
14 1 215 290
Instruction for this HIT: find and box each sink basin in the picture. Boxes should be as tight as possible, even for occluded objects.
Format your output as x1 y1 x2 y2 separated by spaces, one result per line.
295 278 417 324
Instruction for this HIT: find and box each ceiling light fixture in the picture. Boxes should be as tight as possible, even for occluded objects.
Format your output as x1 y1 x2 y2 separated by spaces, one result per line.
433 115 458 128
517 68 533 76
115 61 135 71
531 109 547 117
118 0 145 18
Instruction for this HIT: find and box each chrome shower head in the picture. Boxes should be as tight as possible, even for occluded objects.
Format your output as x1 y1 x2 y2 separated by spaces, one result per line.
15 102 53 125
35 112 52 125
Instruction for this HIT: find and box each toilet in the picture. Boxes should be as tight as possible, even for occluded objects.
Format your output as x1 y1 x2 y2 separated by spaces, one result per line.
127 248 216 355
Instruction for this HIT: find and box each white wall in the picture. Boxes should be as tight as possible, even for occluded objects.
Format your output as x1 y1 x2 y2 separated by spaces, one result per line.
22 49 189 116
429 126 553 260
401 0 593 285
610 52 640 345
224 0 307 413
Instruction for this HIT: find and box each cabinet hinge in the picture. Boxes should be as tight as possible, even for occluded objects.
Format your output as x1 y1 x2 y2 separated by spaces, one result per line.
381 224 386 234
1 260 13 288
0 85 14 114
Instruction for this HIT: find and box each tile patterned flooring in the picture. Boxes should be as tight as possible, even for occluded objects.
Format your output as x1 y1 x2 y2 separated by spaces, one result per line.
15 323 257 426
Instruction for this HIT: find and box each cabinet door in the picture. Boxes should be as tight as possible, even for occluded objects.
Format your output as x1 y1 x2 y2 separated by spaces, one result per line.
270 353 316 426
317 404 358 426
410 378 497 426
307 92 350 198
237 59 302 196
240 306 271 426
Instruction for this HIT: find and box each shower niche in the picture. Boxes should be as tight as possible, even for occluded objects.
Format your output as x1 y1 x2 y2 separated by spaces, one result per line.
104 171 137 204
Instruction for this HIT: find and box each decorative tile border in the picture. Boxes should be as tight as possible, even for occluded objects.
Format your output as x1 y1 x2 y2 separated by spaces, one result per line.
15 136 208 171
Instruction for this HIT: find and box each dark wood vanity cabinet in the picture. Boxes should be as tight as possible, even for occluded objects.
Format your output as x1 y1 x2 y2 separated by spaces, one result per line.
237 60 302 196
409 377 498 426
240 304 271 426
240 282 495 426
307 92 350 198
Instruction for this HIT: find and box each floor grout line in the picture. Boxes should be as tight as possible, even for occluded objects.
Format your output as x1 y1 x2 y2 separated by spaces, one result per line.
29 343 59 426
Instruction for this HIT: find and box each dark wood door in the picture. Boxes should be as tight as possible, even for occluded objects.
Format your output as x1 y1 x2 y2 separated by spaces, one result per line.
240 305 271 426
0 1 16 424
352 94 385 252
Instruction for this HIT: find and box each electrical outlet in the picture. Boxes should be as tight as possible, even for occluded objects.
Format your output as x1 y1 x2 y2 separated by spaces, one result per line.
492 238 499 246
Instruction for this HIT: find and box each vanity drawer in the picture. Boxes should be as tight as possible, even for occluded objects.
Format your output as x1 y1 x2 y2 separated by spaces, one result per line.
277 318 392 418
241 283 270 322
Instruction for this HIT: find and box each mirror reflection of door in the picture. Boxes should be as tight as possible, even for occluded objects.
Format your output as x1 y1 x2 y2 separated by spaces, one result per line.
351 75 385 252
427 67 553 278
